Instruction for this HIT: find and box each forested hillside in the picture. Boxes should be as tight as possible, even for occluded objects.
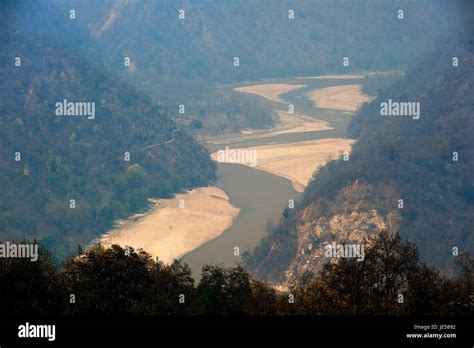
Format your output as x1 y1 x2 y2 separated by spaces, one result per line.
0 6 216 259
45 0 467 134
247 38 474 283
54 0 464 84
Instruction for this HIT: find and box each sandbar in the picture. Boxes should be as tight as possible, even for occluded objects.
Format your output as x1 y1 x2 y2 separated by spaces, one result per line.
100 187 240 264
306 84 374 112
212 138 355 193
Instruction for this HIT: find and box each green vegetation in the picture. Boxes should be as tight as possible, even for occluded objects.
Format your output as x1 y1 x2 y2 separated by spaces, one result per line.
2 0 473 285
158 89 276 135
55 0 465 83
248 39 474 279
0 231 471 316
0 31 216 259
22 0 467 134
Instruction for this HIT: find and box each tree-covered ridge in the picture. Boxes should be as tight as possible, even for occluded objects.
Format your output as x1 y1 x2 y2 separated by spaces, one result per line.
0 232 471 316
40 0 471 135
0 31 216 259
54 0 467 83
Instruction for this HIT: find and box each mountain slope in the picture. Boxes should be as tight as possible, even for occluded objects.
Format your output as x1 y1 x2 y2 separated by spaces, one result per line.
247 38 474 283
0 25 216 259
53 0 465 85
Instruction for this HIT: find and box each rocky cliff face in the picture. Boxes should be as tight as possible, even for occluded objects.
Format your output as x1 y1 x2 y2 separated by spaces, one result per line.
284 180 401 283
252 180 401 284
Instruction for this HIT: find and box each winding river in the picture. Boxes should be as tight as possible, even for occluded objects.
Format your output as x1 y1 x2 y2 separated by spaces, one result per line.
99 74 387 279
182 76 368 278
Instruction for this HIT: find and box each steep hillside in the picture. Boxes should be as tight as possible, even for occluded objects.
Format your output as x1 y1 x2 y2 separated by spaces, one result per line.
53 0 464 85
247 38 474 283
0 27 216 259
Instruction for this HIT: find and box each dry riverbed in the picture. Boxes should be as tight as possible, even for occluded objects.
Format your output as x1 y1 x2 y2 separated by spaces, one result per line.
211 81 362 192
211 138 355 192
99 78 370 265
101 187 240 264
306 84 374 113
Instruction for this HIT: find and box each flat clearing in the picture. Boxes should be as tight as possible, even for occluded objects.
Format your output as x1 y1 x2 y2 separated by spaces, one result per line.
212 138 355 192
100 187 240 264
306 84 374 112
234 83 306 103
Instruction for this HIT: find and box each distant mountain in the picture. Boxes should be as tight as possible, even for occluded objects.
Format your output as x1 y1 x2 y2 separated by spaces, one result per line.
18 0 468 135
0 3 216 259
247 37 474 283
53 0 465 86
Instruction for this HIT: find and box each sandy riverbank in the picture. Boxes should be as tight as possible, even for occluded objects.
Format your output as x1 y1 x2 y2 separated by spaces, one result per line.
212 138 355 192
306 84 374 113
234 83 306 103
100 187 240 264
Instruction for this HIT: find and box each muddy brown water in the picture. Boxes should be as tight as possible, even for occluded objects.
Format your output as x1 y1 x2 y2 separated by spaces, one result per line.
182 77 366 279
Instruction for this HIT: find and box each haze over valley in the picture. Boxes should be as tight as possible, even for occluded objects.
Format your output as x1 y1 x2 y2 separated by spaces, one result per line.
0 0 473 326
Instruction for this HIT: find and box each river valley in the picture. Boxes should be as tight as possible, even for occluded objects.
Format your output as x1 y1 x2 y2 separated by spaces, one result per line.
102 74 382 279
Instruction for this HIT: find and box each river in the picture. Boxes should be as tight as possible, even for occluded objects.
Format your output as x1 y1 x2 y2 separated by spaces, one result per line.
182 76 367 278
99 75 383 279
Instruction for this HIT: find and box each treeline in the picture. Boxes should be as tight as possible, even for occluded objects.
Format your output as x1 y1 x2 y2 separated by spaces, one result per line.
50 0 468 84
158 89 276 135
1 231 472 316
